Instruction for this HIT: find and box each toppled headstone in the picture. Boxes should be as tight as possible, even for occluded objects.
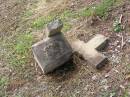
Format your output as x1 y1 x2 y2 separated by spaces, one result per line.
71 34 108 69
32 19 72 74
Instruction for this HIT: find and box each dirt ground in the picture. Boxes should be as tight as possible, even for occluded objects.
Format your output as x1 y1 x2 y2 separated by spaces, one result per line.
1 0 130 97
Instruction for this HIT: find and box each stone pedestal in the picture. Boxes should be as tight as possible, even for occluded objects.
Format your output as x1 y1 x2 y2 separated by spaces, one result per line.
32 19 72 74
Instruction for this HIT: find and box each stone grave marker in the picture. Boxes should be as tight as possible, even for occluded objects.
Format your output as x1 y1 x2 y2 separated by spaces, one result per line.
32 19 72 74
71 34 108 69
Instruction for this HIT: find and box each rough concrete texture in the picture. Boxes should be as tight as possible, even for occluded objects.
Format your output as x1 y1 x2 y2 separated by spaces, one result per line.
71 34 108 69
32 34 72 74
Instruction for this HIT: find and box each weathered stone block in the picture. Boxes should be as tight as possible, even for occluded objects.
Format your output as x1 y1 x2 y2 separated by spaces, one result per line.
32 34 72 74
71 34 108 69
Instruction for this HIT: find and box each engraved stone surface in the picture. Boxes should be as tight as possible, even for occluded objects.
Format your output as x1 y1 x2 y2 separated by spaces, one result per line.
71 34 108 69
47 19 63 37
32 33 72 74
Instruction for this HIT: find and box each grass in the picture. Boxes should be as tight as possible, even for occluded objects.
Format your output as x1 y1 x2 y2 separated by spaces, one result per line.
31 0 121 31
6 32 33 70
32 15 55 29
62 22 72 32
0 76 8 97
121 90 130 97
31 10 76 31
94 0 115 18
24 10 34 18
79 6 95 17
113 18 122 32
59 10 79 19
79 0 121 19
0 77 8 88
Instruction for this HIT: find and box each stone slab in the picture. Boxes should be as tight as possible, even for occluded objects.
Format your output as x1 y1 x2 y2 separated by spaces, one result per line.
71 34 108 69
32 34 72 74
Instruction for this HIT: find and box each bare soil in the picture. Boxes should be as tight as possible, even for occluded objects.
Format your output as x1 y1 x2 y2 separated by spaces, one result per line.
1 0 130 97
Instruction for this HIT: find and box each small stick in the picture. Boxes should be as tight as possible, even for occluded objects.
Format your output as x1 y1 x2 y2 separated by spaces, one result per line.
121 33 124 49
119 14 123 24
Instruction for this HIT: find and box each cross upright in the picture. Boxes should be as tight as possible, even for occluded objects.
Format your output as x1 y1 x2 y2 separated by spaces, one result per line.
71 34 108 69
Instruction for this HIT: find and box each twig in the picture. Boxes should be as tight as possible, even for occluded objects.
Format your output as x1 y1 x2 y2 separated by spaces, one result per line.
121 33 124 49
119 14 123 24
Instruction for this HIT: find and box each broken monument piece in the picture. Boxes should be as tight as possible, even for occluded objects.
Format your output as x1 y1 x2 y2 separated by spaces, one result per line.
72 34 108 69
47 19 63 37
32 19 72 74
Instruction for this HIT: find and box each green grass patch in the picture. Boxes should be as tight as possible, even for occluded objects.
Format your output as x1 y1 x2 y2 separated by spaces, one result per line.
122 90 130 97
32 15 55 29
79 5 95 17
80 0 120 19
0 77 8 97
113 18 122 32
62 22 72 32
59 10 79 19
31 10 76 31
31 0 122 31
8 33 33 69
0 77 8 88
94 0 115 18
24 10 34 18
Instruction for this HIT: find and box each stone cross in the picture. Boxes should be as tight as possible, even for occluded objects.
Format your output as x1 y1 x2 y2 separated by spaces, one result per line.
71 34 108 69
32 19 72 74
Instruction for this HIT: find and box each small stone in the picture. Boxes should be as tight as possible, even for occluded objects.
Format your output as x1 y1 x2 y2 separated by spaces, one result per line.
47 19 63 37
117 45 120 48
100 79 108 85
127 36 130 44
56 85 62 91
92 75 97 81
105 73 110 78
103 85 110 90
113 69 119 73
84 85 90 91
119 85 125 89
